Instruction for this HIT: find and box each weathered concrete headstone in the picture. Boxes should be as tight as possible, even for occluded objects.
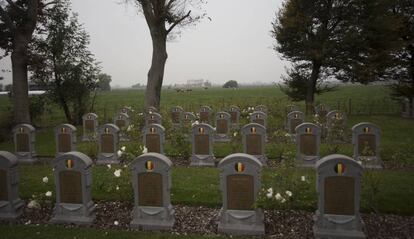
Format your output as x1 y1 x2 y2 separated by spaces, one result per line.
326 110 347 142
217 153 264 235
315 104 330 117
241 123 267 166
249 111 267 128
326 110 347 128
97 124 120 164
190 123 215 166
352 122 382 169
13 124 37 163
146 112 162 126
130 153 174 230
313 154 365 239
55 124 77 157
215 112 231 142
119 106 132 116
50 151 95 224
228 105 240 129
402 97 414 118
254 105 268 114
199 106 212 123
295 123 321 167
182 112 196 127
114 112 130 141
286 111 304 134
82 113 98 141
171 106 184 125
143 124 165 154
285 104 299 114
0 151 24 220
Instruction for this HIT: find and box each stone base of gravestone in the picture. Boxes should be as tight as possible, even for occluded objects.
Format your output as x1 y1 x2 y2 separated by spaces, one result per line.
96 154 120 165
0 200 24 220
130 205 175 230
190 155 215 167
15 153 37 164
313 211 366 239
50 202 96 225
358 156 383 170
218 208 265 235
214 134 231 143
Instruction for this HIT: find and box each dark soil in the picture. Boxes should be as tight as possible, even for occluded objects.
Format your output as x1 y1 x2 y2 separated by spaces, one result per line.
2 201 413 238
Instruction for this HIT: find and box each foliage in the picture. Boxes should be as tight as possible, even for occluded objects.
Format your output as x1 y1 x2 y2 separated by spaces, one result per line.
222 80 238 89
29 0 100 125
29 94 49 124
97 73 112 91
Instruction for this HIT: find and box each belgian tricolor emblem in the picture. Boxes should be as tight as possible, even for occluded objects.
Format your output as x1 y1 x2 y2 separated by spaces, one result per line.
66 159 73 169
105 127 109 134
250 127 257 134
334 162 346 175
145 161 154 171
363 127 370 133
150 127 156 133
199 127 205 134
235 162 245 172
20 127 24 133
305 127 312 134
61 127 66 133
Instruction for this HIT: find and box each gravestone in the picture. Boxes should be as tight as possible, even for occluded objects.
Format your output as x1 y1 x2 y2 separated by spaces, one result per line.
352 122 382 169
286 111 304 134
241 123 267 166
295 123 321 167
313 154 365 239
171 106 184 125
55 124 77 157
0 151 24 220
402 97 414 118
50 151 95 224
130 153 174 230
146 112 162 126
182 112 196 127
285 104 299 114
326 110 347 142
315 104 330 117
97 124 120 164
199 106 212 123
254 105 268 114
326 110 347 128
13 124 37 163
215 112 231 142
190 123 215 166
147 106 158 113
114 112 130 141
228 105 240 129
82 113 98 141
249 111 267 128
119 106 133 117
217 153 264 235
143 124 165 154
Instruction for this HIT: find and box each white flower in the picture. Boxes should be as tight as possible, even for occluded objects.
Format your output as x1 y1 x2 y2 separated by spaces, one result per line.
45 191 52 197
139 113 143 116
281 198 286 203
275 193 282 201
123 164 127 168
357 161 362 165
117 150 123 157
301 176 306 182
314 114 319 118
116 185 120 191
267 187 273 194
27 200 40 209
142 146 148 154
285 190 293 197
42 176 48 183
114 221 119 226
266 191 273 199
121 146 126 152
24 220 32 225
127 125 132 132
233 132 237 137
107 164 112 169
114 169 122 177
285 133 290 137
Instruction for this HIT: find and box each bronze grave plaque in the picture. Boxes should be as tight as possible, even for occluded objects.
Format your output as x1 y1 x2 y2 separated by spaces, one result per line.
85 120 95 132
58 134 71 153
146 134 160 153
324 176 355 215
101 134 114 153
200 112 209 122
16 133 29 152
59 171 82 204
0 169 8 201
358 134 376 156
195 134 209 155
246 134 262 155
216 119 228 134
300 134 317 156
230 112 238 123
290 119 303 133
253 118 265 126
115 120 125 129
227 174 254 210
171 112 180 123
138 172 163 206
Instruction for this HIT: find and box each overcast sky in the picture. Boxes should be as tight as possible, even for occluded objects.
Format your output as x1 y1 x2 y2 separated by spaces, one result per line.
1 0 288 88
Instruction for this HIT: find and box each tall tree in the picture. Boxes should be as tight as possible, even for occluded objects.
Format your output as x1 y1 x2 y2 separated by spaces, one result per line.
30 0 100 125
97 73 112 91
131 0 206 109
0 0 40 124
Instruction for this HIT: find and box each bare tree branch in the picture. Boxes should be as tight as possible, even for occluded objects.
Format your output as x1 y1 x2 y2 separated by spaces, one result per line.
166 10 191 34
0 4 16 33
5 0 25 13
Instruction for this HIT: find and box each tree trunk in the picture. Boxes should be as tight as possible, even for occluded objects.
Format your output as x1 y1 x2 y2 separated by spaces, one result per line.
409 45 414 116
145 30 168 109
11 36 31 125
306 60 322 114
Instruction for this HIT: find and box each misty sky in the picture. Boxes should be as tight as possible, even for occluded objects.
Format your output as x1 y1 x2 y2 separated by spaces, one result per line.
1 0 289 88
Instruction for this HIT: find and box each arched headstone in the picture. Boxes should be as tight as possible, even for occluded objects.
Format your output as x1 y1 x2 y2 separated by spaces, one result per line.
114 112 130 141
82 113 98 141
295 123 321 167
254 105 268 114
215 112 231 142
241 123 267 166
352 122 382 169
143 124 165 154
97 124 120 164
13 124 37 163
199 106 212 123
146 112 162 126
228 105 240 129
170 106 184 125
286 111 304 134
55 124 77 157
249 111 267 128
190 123 215 166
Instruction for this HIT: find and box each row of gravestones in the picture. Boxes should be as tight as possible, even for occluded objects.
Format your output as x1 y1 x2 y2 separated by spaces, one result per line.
0 151 366 238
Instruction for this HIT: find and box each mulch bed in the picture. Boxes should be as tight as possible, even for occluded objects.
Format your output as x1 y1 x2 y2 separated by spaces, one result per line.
2 201 413 238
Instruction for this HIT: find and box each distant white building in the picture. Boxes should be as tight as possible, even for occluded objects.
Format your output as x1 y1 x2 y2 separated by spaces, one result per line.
186 79 204 88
